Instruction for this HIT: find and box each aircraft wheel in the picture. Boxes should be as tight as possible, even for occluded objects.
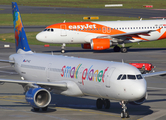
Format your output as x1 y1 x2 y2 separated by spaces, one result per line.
61 49 65 53
103 99 110 109
33 107 40 112
96 98 103 109
121 111 129 118
121 111 125 118
121 47 127 53
42 106 48 111
125 111 129 118
113 46 120 52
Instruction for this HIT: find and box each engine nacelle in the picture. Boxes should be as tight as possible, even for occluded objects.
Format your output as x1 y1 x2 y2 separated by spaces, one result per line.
25 88 51 108
129 92 148 105
91 38 111 50
81 38 112 50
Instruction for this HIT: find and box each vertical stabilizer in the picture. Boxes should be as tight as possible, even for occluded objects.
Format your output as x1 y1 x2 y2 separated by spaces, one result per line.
12 2 31 53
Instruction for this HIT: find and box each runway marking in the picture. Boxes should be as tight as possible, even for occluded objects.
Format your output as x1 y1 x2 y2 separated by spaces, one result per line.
0 106 68 120
148 87 166 90
0 95 25 103
139 109 166 120
0 66 11 68
0 70 18 74
57 107 120 118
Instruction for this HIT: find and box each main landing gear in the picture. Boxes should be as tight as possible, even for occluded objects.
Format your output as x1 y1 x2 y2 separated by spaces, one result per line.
61 43 66 53
96 99 130 118
120 101 129 118
113 45 128 53
96 98 110 109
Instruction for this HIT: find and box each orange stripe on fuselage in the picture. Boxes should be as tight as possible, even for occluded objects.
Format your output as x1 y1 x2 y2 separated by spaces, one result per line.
46 22 126 35
158 31 166 40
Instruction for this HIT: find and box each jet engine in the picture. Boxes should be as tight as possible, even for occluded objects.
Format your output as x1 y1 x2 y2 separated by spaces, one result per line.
129 92 148 105
82 38 112 50
25 88 51 108
81 43 91 49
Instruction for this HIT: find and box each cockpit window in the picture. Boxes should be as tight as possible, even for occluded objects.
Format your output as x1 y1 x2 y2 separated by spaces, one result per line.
127 75 136 80
117 74 122 80
47 29 50 31
44 29 47 31
121 75 126 80
136 74 143 79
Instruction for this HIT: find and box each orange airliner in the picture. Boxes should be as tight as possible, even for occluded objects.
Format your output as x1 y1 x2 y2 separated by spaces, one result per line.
36 19 166 53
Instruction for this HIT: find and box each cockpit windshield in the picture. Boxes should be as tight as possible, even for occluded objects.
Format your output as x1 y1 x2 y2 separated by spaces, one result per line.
117 74 142 80
127 75 136 80
136 74 143 79
121 75 126 80
43 28 54 32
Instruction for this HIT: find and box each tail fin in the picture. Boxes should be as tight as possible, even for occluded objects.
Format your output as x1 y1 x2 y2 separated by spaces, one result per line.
12 2 31 53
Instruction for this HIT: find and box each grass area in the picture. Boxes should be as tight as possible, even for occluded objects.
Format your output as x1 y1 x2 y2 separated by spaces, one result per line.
0 14 141 26
0 32 166 48
1 0 166 9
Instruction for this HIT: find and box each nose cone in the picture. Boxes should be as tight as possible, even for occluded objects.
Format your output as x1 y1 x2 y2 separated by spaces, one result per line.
36 32 44 42
132 79 147 100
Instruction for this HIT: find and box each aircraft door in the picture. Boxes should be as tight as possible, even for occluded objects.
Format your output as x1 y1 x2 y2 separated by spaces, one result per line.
60 24 67 36
105 67 115 88
46 63 52 82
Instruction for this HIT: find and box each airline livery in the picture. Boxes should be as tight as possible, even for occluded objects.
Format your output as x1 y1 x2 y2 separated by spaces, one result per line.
0 2 166 118
36 15 166 53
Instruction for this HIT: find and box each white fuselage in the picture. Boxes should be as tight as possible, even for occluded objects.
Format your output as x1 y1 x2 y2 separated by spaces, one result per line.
36 20 166 44
9 52 147 101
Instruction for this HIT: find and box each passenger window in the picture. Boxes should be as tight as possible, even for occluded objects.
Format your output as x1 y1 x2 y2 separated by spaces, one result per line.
121 75 126 80
136 74 143 79
117 74 122 80
128 75 136 80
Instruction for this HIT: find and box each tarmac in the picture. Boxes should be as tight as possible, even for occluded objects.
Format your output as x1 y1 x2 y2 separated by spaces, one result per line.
0 4 166 18
0 4 166 120
0 42 166 120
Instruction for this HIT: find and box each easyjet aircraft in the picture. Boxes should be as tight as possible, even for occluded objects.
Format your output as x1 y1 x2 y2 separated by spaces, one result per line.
36 17 166 53
1 2 166 118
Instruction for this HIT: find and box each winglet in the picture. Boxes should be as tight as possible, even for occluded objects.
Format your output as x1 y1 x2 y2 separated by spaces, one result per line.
12 2 31 53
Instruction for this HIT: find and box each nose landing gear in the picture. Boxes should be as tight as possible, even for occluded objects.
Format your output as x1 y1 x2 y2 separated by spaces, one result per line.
61 43 66 53
120 101 129 118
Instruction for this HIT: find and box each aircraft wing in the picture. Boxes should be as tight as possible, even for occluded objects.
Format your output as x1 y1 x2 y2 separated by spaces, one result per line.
142 71 166 78
0 59 15 63
0 79 67 89
111 30 155 38
98 30 155 40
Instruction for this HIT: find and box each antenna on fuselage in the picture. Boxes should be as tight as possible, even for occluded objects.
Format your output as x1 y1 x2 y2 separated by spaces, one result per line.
140 18 142 21
122 59 124 63
51 51 54 55
63 20 66 23
163 18 165 20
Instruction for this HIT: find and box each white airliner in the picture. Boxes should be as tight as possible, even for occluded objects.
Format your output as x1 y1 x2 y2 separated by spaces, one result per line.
0 2 166 118
36 15 166 53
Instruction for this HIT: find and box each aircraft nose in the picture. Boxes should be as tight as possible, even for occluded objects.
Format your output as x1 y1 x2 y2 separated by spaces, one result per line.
36 32 44 42
133 80 147 99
